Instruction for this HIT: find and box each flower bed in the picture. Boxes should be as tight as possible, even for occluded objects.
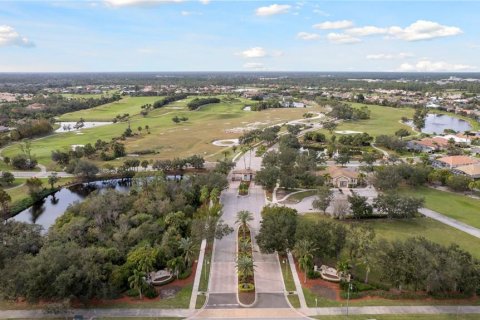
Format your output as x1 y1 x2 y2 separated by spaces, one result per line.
237 225 255 306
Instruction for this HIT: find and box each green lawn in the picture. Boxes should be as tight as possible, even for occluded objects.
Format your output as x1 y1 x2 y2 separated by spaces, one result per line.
199 251 211 293
283 190 317 203
6 177 74 204
312 315 480 320
58 96 161 121
279 255 296 292
287 294 301 308
398 186 480 229
326 103 414 137
3 96 315 168
301 213 480 260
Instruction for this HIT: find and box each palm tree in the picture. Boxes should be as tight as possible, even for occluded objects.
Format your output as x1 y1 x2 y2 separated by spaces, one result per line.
209 187 220 205
236 255 255 289
223 150 230 160
293 239 316 283
167 256 183 279
128 269 146 299
238 238 251 256
336 260 350 280
235 210 253 239
179 237 198 268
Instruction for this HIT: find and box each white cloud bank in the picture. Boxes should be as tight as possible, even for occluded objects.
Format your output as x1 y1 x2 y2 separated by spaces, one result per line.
255 4 291 16
0 25 34 48
398 60 476 72
302 20 462 45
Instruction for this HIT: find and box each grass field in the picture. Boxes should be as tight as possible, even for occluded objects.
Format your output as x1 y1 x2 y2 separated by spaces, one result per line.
324 103 415 137
58 96 160 121
398 186 480 229
2 96 317 168
301 213 480 259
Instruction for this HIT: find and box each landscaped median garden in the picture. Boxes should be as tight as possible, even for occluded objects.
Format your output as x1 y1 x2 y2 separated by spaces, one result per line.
236 210 256 306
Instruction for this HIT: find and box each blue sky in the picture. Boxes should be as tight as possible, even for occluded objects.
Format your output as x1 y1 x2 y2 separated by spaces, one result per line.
0 0 479 72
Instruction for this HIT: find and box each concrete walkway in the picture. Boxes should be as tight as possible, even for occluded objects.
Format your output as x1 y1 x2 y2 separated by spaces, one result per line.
420 208 480 239
189 239 207 309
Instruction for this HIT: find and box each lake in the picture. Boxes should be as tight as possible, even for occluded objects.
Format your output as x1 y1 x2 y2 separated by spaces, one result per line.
415 114 472 134
12 176 184 232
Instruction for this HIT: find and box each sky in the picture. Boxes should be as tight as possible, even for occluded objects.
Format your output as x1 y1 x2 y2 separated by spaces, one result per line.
0 0 479 72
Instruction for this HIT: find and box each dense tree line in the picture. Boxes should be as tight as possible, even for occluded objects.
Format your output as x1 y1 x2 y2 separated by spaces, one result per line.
256 206 480 296
328 102 371 120
152 93 188 109
250 99 282 111
187 97 220 110
0 171 231 302
0 94 121 122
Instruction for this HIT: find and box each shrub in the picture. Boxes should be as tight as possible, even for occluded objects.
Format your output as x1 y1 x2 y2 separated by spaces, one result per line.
143 285 159 299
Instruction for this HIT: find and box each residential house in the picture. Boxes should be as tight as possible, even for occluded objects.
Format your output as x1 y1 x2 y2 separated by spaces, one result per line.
406 137 449 153
454 164 480 179
317 166 359 188
433 155 480 169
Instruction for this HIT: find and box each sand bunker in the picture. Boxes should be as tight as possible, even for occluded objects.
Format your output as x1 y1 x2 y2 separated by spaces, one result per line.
335 130 363 134
212 139 239 147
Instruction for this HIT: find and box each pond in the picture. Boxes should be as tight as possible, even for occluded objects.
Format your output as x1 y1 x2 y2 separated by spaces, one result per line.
12 176 184 232
12 179 132 232
412 114 472 134
55 121 113 133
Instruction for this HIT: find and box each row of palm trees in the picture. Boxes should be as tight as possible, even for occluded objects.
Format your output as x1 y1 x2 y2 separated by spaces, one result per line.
235 210 255 290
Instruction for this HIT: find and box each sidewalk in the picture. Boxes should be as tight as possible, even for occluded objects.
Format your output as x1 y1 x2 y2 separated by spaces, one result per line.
189 239 207 309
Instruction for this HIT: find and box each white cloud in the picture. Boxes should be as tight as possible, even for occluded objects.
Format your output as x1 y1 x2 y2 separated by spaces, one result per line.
255 4 291 16
199 0 210 4
297 32 320 40
0 25 34 48
243 62 266 70
239 47 267 58
366 52 414 60
387 20 462 41
313 20 353 30
398 60 476 72
346 26 387 37
326 33 361 44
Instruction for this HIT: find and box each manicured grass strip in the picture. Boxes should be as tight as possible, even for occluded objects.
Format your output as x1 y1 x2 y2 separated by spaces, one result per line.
279 256 296 292
287 294 301 308
198 251 211 292
195 294 206 309
398 186 480 229
286 190 317 203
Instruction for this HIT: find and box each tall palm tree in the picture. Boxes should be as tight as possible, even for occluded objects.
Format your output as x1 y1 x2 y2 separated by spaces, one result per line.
179 237 198 268
236 255 255 289
235 210 253 239
128 269 146 299
293 239 316 283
